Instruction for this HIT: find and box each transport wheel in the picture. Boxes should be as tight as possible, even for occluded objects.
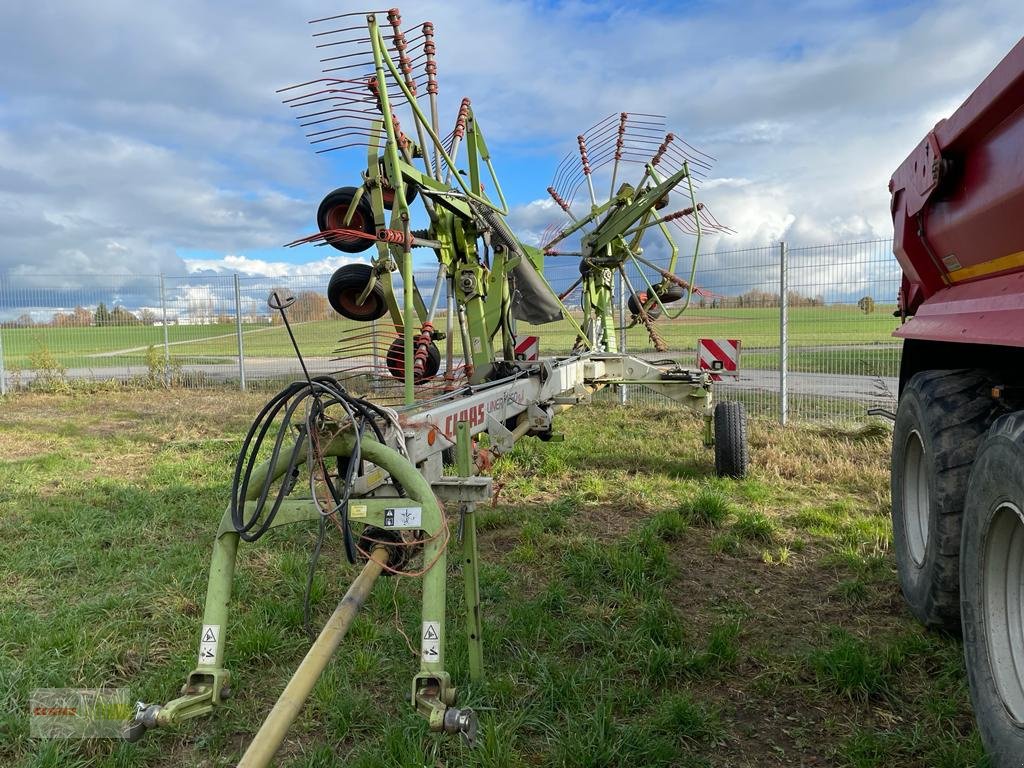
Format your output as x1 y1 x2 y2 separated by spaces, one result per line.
961 411 1024 766
327 264 388 321
379 180 419 210
713 401 748 478
386 337 441 383
891 369 997 631
377 157 419 210
317 187 376 253
627 292 663 319
653 283 685 303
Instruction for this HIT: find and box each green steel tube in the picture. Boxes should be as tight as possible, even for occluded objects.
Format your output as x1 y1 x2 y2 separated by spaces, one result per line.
456 423 484 680
237 547 388 768
196 532 238 672
368 17 415 405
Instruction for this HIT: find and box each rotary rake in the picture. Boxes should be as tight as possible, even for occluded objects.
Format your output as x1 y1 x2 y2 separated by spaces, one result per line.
126 9 749 765
542 112 732 353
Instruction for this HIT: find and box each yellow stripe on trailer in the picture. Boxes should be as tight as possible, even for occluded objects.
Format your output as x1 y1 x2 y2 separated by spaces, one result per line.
947 249 1024 283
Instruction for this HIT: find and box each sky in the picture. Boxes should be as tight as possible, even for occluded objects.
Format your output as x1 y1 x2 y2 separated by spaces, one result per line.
0 0 1022 293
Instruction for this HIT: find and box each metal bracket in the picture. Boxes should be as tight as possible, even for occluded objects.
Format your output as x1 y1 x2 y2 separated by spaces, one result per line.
431 476 493 503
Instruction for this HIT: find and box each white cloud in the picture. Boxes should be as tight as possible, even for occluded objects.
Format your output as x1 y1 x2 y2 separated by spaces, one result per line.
0 0 1022 288
184 253 364 278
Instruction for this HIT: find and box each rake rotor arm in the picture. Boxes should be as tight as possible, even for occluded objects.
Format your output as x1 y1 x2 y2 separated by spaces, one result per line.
585 165 689 253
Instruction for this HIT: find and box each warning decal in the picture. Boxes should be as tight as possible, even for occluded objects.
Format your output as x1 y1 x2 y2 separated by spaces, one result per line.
421 621 441 662
697 338 741 381
514 335 540 361
198 624 219 665
384 507 422 529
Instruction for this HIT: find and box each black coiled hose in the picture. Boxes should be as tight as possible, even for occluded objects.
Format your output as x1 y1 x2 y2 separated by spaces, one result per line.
229 375 387 563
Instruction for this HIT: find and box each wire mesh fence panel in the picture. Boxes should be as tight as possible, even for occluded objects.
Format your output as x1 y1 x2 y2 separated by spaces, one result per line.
613 239 900 421
620 244 784 418
783 239 900 421
0 240 904 422
0 273 168 388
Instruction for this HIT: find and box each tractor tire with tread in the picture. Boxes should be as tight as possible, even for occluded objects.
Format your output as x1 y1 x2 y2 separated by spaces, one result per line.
960 411 1024 766
714 401 748 478
890 369 999 632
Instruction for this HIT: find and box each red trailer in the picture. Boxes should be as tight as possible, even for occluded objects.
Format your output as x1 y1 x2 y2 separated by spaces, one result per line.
889 37 1024 765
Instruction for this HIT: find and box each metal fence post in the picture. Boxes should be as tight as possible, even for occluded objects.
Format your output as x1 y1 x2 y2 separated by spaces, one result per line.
779 241 789 425
159 274 171 387
234 273 246 391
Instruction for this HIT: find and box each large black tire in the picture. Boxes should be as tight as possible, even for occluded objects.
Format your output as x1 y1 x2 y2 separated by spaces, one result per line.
653 283 685 303
891 369 998 631
316 187 375 253
714 401 748 478
961 412 1024 766
326 264 387 321
386 337 441 383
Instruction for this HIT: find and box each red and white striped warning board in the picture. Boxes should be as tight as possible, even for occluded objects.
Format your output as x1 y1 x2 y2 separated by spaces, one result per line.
514 335 540 361
697 338 740 380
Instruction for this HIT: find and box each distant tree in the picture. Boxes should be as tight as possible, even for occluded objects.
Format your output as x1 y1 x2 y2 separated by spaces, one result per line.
69 306 92 327
15 313 35 328
110 305 141 326
138 308 158 326
94 302 112 327
290 291 331 322
269 290 331 324
732 288 780 308
857 296 876 314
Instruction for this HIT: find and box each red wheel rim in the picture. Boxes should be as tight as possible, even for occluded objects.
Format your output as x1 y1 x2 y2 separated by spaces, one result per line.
325 204 364 245
337 287 379 319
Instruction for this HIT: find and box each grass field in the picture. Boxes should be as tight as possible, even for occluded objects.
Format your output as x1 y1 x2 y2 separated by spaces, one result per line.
1 306 900 374
0 390 983 767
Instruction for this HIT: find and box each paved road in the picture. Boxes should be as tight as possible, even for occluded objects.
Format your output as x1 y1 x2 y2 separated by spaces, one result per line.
9 355 898 404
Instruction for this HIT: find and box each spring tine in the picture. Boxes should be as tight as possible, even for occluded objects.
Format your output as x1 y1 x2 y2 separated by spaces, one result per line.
308 10 387 24
314 35 374 49
308 129 385 146
310 23 367 37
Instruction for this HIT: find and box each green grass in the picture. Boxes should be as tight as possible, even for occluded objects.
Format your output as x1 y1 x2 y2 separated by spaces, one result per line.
0 323 267 369
0 391 984 767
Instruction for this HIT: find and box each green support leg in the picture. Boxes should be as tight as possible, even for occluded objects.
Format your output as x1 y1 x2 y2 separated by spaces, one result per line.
456 422 484 681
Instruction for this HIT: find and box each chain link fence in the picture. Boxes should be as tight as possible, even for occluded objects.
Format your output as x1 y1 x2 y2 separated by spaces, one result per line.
0 239 901 421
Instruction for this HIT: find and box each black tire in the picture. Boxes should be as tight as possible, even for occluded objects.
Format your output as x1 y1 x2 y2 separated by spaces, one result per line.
653 284 685 303
379 180 419 210
714 401 748 478
961 412 1024 766
377 157 419 210
317 187 376 253
386 337 441 383
891 370 998 631
627 292 663 319
326 264 388 321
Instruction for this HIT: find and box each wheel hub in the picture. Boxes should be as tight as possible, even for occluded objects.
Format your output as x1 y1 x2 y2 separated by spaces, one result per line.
902 429 929 566
984 501 1024 724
